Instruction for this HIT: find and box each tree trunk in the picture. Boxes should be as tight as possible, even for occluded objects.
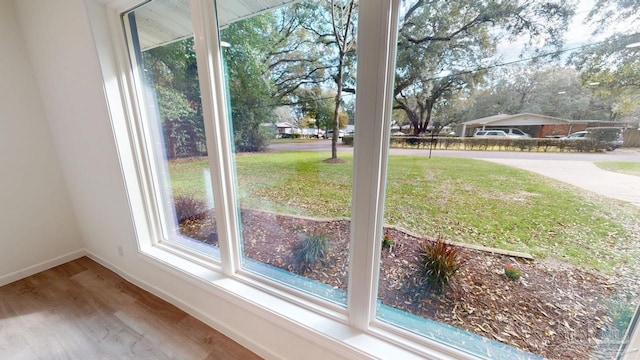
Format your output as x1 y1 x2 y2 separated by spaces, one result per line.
331 55 344 159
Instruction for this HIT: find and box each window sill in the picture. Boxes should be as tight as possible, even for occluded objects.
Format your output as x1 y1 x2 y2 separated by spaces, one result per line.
123 245 475 360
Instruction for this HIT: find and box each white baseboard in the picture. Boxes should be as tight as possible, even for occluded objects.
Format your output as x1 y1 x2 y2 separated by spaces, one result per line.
0 249 87 287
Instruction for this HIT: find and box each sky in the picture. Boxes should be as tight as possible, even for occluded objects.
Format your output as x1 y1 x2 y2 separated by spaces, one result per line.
495 0 628 64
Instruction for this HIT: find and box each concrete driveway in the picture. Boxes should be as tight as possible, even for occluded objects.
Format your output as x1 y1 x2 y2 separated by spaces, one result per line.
483 158 640 208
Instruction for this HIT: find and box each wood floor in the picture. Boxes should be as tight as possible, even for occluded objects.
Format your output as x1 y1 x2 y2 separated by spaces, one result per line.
0 257 262 360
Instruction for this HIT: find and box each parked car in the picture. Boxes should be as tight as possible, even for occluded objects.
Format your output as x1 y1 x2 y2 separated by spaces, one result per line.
324 130 344 139
562 129 624 150
474 129 530 138
500 128 531 138
473 130 509 138
563 131 589 139
480 128 531 138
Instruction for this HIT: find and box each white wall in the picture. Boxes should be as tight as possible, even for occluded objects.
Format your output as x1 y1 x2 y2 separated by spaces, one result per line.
9 0 347 358
0 0 83 285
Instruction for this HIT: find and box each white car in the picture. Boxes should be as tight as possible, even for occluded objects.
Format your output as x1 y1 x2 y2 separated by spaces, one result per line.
324 130 344 139
563 131 588 139
473 130 509 138
474 129 530 138
501 128 531 138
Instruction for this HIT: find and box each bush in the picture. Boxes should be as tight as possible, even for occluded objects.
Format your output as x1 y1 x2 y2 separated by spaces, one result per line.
281 133 301 139
588 127 623 150
418 237 463 292
290 232 329 272
504 263 521 280
174 195 208 223
235 125 273 152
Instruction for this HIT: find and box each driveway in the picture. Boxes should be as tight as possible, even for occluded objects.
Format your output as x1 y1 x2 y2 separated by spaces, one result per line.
482 158 640 208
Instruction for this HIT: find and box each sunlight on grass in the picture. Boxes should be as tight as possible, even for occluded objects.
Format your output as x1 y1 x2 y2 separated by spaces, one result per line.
169 153 640 271
595 162 640 177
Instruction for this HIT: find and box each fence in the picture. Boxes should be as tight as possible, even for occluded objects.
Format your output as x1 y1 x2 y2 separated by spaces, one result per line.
623 129 640 147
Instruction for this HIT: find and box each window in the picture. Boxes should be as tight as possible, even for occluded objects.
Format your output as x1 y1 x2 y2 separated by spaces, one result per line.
123 0 219 258
378 1 640 359
217 1 357 305
117 0 640 358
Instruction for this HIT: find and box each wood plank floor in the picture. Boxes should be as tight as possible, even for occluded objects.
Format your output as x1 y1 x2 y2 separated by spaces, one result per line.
0 257 262 360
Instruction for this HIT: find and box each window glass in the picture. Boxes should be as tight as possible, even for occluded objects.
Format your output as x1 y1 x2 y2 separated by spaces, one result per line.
378 0 640 358
217 0 357 305
124 0 219 256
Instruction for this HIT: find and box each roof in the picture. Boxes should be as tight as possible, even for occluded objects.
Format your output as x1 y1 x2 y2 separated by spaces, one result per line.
275 122 296 129
132 0 299 51
462 113 572 127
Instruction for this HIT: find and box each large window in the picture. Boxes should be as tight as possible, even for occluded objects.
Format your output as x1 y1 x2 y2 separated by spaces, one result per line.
377 1 640 359
119 0 640 358
218 1 357 305
124 0 219 257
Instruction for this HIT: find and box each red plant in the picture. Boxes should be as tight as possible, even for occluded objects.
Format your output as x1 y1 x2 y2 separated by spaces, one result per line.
504 263 522 280
419 237 463 291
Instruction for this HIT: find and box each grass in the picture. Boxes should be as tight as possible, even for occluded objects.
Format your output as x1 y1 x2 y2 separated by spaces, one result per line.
168 152 640 271
167 157 213 201
595 162 640 177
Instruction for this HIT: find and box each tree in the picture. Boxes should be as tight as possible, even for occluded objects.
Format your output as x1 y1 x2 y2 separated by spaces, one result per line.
462 64 599 121
326 0 357 160
154 86 197 158
570 1 640 122
296 88 336 135
143 38 205 158
268 4 333 99
221 15 279 152
587 0 640 31
393 0 574 135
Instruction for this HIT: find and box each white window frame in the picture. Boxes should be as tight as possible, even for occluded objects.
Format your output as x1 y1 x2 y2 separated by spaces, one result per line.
92 0 640 358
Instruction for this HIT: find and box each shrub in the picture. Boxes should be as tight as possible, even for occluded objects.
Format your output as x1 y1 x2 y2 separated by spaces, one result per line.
235 125 273 152
588 127 623 150
290 232 329 272
382 232 394 250
504 263 521 280
174 195 208 223
418 237 463 292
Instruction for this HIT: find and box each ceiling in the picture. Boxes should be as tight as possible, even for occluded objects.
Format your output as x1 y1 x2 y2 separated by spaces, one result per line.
132 0 298 51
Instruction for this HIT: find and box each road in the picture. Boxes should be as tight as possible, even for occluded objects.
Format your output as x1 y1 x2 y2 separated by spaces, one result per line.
268 140 640 207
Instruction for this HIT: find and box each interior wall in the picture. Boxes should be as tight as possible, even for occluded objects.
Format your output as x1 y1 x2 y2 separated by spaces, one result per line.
10 0 348 358
0 0 83 285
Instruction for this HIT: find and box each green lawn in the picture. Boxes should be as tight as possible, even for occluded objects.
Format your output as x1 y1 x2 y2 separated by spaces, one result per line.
596 161 640 177
169 152 640 271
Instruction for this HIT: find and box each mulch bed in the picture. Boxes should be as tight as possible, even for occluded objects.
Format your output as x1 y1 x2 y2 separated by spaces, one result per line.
180 208 626 359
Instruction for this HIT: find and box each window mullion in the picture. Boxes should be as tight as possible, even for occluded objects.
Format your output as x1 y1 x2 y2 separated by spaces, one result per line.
348 0 400 330
189 0 242 275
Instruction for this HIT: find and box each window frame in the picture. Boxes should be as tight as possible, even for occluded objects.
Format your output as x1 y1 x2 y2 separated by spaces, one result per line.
98 0 640 358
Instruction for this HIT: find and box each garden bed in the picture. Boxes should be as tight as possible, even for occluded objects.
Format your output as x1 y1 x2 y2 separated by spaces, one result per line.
180 208 630 359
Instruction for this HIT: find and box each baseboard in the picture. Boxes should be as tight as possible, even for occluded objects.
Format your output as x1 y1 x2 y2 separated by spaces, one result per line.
84 251 282 360
0 249 87 287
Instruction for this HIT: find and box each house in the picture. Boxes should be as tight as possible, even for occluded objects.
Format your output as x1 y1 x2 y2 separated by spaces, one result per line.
275 122 298 136
2 1 638 359
458 113 628 137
